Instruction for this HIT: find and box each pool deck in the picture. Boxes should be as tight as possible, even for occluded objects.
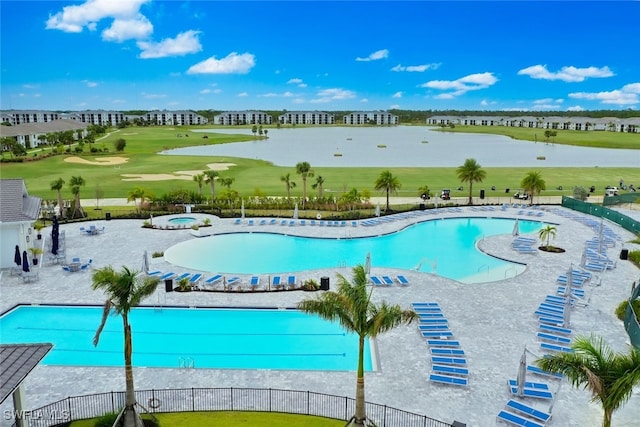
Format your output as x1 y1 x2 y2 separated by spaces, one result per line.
1 205 639 426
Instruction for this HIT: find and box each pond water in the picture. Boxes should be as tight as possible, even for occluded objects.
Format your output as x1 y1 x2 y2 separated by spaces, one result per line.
162 126 640 167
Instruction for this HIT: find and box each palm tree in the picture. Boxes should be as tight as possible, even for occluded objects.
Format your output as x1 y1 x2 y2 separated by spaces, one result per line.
193 173 205 197
296 161 314 208
69 175 86 218
535 335 640 427
92 266 160 427
297 265 417 426
312 175 325 198
374 170 402 212
520 171 546 205
456 158 486 205
280 173 296 199
203 170 219 201
50 177 65 217
127 187 148 213
538 224 556 248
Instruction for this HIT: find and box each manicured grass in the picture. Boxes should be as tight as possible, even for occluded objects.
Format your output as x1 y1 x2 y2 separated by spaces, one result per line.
1 126 637 202
435 125 639 149
69 411 345 427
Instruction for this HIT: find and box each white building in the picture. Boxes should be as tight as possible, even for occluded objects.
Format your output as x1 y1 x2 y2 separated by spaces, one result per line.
214 111 273 125
0 119 89 148
1 110 60 126
142 110 208 126
278 111 335 125
0 179 41 270
343 111 398 125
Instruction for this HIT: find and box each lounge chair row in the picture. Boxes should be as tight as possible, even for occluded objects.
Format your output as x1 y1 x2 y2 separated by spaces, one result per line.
497 399 552 426
370 275 410 287
235 218 359 227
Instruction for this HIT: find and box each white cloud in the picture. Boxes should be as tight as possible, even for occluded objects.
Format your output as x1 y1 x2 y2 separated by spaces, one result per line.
310 88 357 103
392 92 403 98
23 84 38 89
532 98 563 105
360 98 369 103
137 30 201 58
187 52 255 74
142 92 166 99
568 82 640 105
293 98 305 104
83 80 98 88
102 15 153 42
200 89 211 94
260 91 294 98
356 49 389 62
237 92 249 97
421 72 498 97
517 65 614 82
389 104 400 109
391 63 440 72
46 0 152 39
567 105 585 112
287 78 307 88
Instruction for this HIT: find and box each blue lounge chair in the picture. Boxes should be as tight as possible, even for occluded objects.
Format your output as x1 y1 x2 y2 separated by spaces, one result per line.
233 218 241 225
508 379 550 390
538 324 572 335
412 302 440 308
426 339 461 348
419 324 450 331
508 386 553 400
505 400 552 424
396 275 410 286
247 219 254 226
147 270 162 276
62 265 72 273
429 373 468 387
259 219 267 225
431 364 468 376
174 272 190 282
540 342 574 353
419 318 448 324
287 275 296 286
204 274 223 285
381 276 394 286
189 273 203 285
497 410 545 427
430 348 465 356
421 331 454 338
431 356 466 366
370 276 384 286
272 276 282 288
526 365 563 380
417 312 445 318
269 219 277 225
537 332 572 344
250 276 260 287
226 277 240 287
160 272 176 280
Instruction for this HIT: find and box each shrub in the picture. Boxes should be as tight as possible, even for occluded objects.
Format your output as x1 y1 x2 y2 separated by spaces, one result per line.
301 279 319 291
629 250 640 265
151 251 164 258
94 412 119 427
615 299 640 322
114 138 126 152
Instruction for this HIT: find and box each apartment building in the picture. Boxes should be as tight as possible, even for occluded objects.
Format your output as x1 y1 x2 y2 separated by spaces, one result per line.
213 111 273 125
278 111 335 125
1 110 60 125
343 111 399 125
142 110 208 126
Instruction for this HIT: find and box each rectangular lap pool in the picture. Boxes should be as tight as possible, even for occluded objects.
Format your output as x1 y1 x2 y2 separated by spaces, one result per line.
0 305 373 371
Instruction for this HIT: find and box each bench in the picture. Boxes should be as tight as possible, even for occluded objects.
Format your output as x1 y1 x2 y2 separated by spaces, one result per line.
429 373 468 387
505 399 551 423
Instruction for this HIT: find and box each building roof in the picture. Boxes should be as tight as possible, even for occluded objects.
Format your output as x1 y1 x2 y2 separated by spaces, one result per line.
0 343 53 404
0 119 89 138
0 179 41 223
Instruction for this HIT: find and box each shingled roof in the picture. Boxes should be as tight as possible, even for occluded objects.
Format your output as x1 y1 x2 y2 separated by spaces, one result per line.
0 119 89 138
0 179 41 223
0 343 53 404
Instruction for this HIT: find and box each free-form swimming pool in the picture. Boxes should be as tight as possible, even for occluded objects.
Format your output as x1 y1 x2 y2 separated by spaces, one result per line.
165 217 542 283
0 305 373 371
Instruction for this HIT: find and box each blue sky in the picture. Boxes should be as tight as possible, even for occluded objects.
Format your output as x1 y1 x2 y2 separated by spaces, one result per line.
1 0 639 112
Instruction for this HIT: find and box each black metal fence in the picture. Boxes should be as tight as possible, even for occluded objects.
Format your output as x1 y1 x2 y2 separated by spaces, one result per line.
15 387 454 427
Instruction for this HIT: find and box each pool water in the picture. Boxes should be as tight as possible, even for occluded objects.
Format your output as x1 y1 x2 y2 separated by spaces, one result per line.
168 216 196 224
165 217 542 283
0 306 373 371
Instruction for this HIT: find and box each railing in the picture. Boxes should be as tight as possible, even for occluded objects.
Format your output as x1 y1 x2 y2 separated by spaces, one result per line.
561 196 640 234
13 387 454 427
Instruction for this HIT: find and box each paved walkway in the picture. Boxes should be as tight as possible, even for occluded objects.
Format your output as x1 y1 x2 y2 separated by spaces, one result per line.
1 206 639 426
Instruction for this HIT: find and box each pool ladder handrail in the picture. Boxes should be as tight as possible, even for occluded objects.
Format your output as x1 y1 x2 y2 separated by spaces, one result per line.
178 356 194 369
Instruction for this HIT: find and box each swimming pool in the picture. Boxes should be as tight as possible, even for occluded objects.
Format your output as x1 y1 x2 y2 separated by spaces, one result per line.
165 217 542 283
168 216 197 224
0 305 373 371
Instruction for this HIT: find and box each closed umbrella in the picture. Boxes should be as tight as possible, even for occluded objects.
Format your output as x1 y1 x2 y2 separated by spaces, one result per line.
564 268 573 298
517 346 527 398
14 245 22 267
512 219 520 236
563 292 572 328
51 232 59 255
143 250 150 274
22 250 30 273
293 203 299 219
375 203 380 217
365 252 371 275
241 200 245 219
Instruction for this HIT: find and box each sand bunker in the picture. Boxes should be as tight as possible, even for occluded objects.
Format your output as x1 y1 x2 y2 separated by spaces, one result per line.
64 156 129 166
121 163 236 182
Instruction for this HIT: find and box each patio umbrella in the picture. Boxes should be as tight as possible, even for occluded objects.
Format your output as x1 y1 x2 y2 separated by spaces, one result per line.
597 220 604 254
22 250 30 273
365 252 371 275
375 203 380 217
512 219 520 236
563 291 572 328
516 346 527 398
564 268 573 298
293 203 299 219
51 231 59 255
14 245 22 267
241 200 245 219
143 250 150 274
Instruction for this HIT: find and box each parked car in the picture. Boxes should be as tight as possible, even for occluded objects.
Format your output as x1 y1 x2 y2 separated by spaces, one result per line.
513 192 529 200
605 186 619 196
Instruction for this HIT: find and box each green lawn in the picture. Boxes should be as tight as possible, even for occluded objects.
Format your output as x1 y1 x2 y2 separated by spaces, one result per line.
69 411 345 427
1 125 637 202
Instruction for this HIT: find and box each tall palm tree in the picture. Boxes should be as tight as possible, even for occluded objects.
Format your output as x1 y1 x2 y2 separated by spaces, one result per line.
218 176 235 190
538 224 556 248
312 175 325 198
50 177 65 217
69 175 86 218
92 266 160 427
192 173 205 197
296 161 314 209
280 173 296 199
536 335 640 427
374 170 402 212
456 158 486 205
126 187 148 213
297 265 417 426
203 170 219 200
520 171 546 205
